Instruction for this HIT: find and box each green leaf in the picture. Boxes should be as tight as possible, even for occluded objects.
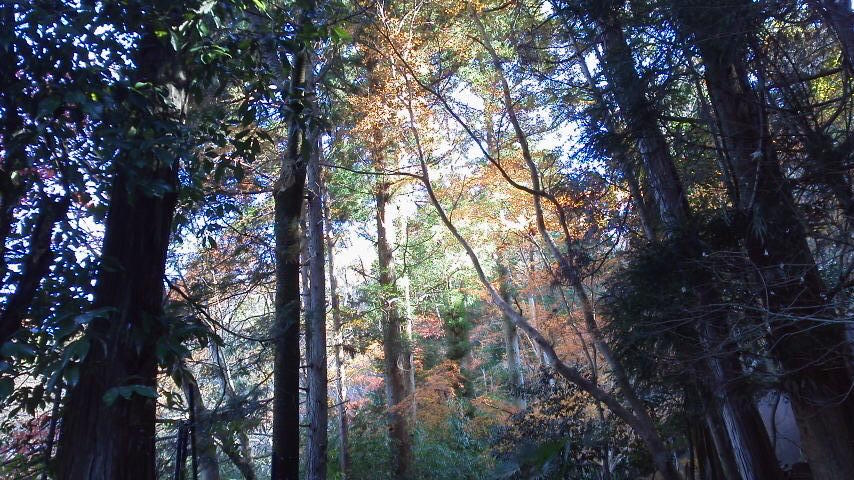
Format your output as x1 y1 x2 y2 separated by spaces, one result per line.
0 377 13 401
129 385 158 399
331 26 352 43
0 341 36 358
64 338 90 362
198 0 217 14
170 30 182 52
103 385 157 406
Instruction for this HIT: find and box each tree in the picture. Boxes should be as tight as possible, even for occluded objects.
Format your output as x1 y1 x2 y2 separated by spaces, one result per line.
55 19 186 478
306 129 328 480
271 7 314 478
670 1 854 477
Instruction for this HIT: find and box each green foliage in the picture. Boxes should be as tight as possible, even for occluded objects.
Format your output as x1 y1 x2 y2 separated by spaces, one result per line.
343 392 495 480
441 297 472 362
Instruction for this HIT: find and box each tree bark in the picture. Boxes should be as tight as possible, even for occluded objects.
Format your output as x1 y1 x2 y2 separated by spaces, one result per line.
373 142 413 480
272 13 313 479
177 366 221 480
401 275 417 423
324 188 351 480
367 50 414 479
54 27 184 480
588 6 782 478
306 130 328 480
671 2 854 478
496 260 524 406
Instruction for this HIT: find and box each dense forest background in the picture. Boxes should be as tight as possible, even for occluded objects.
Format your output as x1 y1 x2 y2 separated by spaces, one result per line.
2 0 854 479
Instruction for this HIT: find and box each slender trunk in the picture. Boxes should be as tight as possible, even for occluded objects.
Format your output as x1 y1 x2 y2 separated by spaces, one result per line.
402 275 417 422
699 422 723 480
487 108 525 403
41 387 62 480
368 51 413 479
272 15 313 478
306 131 328 480
596 404 612 480
209 341 256 480
497 261 524 405
178 367 221 480
0 194 69 344
672 2 854 478
324 190 351 480
55 27 184 480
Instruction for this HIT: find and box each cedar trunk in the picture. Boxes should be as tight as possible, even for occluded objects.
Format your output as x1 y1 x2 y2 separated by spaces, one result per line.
325 193 351 479
592 6 782 478
368 52 413 479
54 29 183 480
306 132 328 480
671 2 854 477
375 166 413 480
496 260 524 404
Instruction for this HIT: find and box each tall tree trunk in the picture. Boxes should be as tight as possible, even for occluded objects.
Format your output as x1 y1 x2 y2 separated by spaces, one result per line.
671 2 854 478
306 130 328 480
54 27 184 480
177 366 221 480
367 51 413 479
374 146 413 480
209 340 256 480
586 5 782 478
496 260 524 406
401 275 417 423
272 13 313 478
324 189 351 480
592 5 690 231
